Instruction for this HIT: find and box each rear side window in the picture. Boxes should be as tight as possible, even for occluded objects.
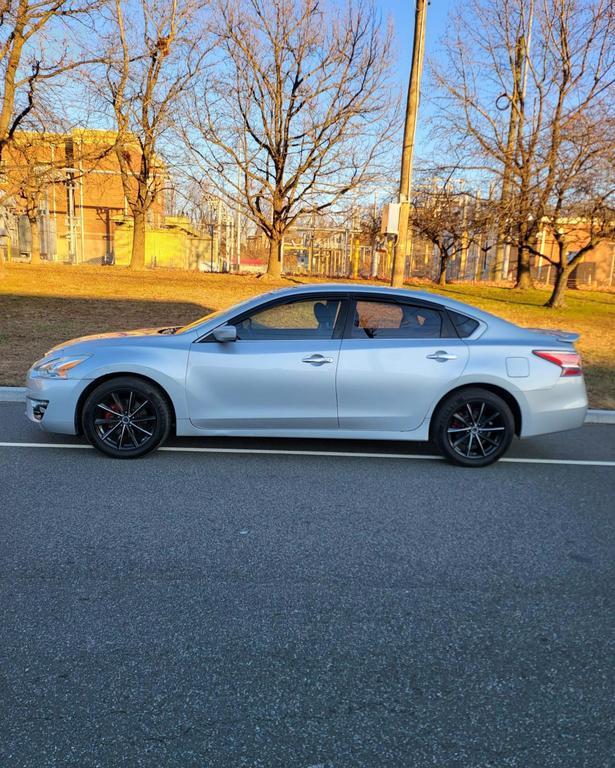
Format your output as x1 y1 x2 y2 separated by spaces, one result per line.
351 300 442 339
449 310 479 338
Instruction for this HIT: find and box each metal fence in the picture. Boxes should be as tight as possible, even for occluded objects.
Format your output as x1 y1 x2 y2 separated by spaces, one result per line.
2 207 614 290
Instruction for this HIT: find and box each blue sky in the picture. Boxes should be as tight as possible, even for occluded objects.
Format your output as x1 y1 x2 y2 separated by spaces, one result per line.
380 0 455 86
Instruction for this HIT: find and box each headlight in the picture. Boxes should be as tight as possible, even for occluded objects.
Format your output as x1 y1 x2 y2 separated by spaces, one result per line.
31 355 91 378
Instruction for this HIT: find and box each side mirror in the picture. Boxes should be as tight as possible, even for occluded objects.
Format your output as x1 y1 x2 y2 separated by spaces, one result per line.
212 324 237 343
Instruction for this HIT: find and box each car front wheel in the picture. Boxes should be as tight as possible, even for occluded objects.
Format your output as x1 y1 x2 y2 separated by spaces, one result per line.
82 376 171 458
432 388 515 467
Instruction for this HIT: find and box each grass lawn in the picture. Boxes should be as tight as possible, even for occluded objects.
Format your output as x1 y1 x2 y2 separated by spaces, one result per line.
1 262 614 408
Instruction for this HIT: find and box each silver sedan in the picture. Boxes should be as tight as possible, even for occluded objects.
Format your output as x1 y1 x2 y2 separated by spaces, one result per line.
25 284 588 466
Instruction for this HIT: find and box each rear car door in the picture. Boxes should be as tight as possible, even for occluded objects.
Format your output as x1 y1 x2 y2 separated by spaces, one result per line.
186 294 347 431
336 296 469 431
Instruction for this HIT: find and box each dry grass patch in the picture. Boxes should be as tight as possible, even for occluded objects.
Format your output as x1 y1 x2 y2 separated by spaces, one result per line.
1 263 613 408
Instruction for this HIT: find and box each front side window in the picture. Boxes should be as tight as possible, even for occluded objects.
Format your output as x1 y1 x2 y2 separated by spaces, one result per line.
351 300 442 339
233 298 343 340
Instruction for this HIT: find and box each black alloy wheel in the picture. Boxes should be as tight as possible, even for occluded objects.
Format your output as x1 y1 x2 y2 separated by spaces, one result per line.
433 388 515 467
82 376 171 458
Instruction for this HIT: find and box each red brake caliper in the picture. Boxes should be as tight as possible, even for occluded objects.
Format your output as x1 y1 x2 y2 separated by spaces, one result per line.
104 402 122 424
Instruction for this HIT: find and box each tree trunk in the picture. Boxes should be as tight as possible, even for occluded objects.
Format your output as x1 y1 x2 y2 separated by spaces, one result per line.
29 217 42 265
437 255 447 286
267 236 282 278
545 264 573 308
130 209 147 269
515 245 533 289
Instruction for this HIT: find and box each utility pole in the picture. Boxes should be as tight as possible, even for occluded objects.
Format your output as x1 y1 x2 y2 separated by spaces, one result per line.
391 0 428 287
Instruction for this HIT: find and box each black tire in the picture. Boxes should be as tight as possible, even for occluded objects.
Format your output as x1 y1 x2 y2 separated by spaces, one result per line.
432 387 515 467
82 376 171 458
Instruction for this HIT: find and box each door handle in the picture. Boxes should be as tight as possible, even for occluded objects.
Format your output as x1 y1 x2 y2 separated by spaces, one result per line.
426 351 458 362
302 354 334 365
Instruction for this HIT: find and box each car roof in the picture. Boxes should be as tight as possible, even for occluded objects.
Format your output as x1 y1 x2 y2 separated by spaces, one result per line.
185 282 525 339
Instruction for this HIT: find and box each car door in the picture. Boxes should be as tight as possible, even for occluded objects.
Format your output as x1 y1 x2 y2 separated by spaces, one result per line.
336 296 469 432
186 294 348 431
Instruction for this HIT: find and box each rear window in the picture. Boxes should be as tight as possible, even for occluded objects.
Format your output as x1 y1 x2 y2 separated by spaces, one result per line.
449 310 480 338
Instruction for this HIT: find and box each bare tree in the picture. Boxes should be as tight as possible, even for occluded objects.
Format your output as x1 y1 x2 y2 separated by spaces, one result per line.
100 0 209 269
184 0 395 278
0 0 101 163
0 0 101 273
408 181 478 286
431 0 615 289
542 203 614 307
535 119 614 305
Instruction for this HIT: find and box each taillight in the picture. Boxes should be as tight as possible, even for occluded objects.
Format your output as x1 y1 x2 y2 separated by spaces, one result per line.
533 350 582 376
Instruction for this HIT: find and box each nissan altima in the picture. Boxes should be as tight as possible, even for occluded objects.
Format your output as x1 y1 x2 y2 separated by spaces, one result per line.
25 284 588 466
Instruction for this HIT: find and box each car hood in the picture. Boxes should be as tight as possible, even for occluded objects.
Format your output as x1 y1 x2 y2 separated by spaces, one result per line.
45 327 179 356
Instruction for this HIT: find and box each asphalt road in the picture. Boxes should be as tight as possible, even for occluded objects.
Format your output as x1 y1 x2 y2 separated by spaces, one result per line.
1 401 614 768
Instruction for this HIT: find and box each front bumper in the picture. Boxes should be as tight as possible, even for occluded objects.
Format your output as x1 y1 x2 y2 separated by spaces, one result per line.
25 374 90 435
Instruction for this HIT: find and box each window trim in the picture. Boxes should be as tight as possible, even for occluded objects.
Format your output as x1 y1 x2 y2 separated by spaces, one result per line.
344 294 457 340
199 293 351 343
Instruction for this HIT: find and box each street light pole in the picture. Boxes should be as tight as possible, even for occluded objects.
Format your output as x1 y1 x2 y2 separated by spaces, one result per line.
391 0 428 288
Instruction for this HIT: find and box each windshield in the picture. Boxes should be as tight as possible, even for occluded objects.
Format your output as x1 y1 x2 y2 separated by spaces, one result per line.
177 308 227 334
177 293 274 334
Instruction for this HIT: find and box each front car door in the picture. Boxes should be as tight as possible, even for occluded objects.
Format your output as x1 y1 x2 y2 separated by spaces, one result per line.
336 296 469 432
186 294 348 431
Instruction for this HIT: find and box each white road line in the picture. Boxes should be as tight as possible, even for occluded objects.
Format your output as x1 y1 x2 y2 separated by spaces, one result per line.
500 457 615 467
0 442 93 449
0 441 614 466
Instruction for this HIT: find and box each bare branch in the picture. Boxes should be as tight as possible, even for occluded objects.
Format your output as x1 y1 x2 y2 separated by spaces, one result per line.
181 0 397 277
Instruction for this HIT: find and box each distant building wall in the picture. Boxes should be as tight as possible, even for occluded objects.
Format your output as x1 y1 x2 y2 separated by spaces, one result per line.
113 218 214 270
1 129 165 264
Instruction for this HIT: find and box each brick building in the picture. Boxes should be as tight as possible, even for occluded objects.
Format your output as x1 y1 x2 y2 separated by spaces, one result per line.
0 129 166 264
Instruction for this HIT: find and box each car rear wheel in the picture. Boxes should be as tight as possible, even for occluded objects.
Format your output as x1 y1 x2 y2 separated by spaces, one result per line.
433 388 515 467
82 376 171 458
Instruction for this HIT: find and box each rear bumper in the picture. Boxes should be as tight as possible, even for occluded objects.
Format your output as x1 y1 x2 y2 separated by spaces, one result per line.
25 375 88 435
520 376 588 438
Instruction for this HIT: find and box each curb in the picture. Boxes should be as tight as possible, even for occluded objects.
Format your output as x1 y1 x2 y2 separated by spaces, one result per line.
586 409 615 425
1 386 614 424
0 387 25 402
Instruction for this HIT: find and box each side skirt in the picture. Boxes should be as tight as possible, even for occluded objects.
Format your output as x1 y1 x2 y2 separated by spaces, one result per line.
174 418 431 442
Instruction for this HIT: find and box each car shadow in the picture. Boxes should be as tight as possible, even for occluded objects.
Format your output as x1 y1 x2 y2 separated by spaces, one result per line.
0 293 211 385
